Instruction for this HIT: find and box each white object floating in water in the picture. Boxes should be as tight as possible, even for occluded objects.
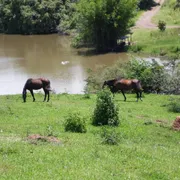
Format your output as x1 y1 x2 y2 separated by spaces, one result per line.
61 61 69 65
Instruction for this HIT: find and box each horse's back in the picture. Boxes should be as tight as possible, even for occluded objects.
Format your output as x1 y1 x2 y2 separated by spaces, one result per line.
114 79 133 90
24 78 50 90
114 78 142 90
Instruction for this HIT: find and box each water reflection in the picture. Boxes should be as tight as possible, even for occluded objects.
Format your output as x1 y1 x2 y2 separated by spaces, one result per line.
0 34 128 95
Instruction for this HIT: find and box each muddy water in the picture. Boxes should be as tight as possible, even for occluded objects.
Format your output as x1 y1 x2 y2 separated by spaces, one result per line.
0 34 129 95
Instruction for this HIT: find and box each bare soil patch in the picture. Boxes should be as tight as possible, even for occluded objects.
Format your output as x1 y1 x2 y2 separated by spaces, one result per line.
27 134 61 144
172 116 180 131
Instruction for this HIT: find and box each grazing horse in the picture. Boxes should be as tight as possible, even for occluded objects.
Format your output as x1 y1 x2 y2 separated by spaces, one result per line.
22 78 51 102
102 78 143 102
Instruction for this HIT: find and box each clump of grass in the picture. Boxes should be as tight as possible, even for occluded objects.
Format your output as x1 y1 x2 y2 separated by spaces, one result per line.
64 112 87 133
100 126 120 145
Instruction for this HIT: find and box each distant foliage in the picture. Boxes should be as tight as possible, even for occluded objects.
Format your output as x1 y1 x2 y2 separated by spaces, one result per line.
64 112 87 133
138 0 157 10
74 0 137 52
92 89 119 126
174 0 180 9
85 58 168 94
158 20 166 31
0 0 63 34
57 1 76 35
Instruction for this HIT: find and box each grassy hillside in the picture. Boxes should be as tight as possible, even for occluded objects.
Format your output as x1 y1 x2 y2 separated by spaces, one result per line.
153 0 180 26
0 93 180 179
130 28 180 56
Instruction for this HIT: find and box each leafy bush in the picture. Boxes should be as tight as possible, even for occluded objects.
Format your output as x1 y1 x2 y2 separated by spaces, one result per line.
158 20 166 31
0 0 63 34
85 58 169 94
74 0 137 52
64 112 87 133
138 0 157 10
101 126 120 145
92 89 119 126
129 44 143 53
168 98 180 113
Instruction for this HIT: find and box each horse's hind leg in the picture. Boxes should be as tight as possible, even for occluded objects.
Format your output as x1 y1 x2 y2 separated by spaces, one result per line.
121 90 126 101
136 92 139 102
30 90 35 102
139 91 143 101
43 88 50 102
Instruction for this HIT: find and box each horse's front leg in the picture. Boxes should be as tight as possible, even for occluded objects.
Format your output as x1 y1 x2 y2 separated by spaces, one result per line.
22 90 27 102
121 90 126 101
30 90 35 102
47 91 50 102
43 91 47 102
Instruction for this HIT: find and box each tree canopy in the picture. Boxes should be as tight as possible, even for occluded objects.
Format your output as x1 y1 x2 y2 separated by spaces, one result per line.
74 0 138 52
0 0 63 34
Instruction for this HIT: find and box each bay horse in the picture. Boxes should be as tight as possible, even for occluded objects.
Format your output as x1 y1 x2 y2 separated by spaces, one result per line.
102 78 143 102
22 78 51 102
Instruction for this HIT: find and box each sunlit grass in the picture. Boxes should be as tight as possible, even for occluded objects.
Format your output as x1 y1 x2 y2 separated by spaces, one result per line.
130 28 180 56
153 0 180 26
0 93 180 179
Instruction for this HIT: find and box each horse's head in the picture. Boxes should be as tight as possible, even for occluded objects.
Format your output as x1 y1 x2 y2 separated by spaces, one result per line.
22 91 26 102
102 79 117 91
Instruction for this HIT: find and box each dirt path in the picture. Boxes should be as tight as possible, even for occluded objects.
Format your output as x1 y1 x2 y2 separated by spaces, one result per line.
135 0 180 29
135 0 165 29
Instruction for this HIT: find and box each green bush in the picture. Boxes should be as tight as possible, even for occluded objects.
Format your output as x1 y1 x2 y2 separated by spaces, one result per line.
85 58 169 94
168 98 180 113
0 0 63 34
129 44 143 53
92 89 119 126
158 20 166 32
101 126 120 145
64 112 87 133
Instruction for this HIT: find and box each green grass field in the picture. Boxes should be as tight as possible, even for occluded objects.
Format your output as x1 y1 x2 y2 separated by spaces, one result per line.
130 28 180 56
0 93 180 179
153 0 180 26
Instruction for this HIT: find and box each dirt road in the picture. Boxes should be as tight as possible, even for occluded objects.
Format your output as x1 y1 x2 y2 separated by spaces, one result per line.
135 0 165 29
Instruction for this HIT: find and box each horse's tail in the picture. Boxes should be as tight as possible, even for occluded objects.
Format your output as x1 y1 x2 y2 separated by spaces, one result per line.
46 80 52 91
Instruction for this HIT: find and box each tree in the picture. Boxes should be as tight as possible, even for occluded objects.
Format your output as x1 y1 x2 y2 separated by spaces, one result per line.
174 0 180 9
138 0 156 10
0 0 63 34
74 0 137 52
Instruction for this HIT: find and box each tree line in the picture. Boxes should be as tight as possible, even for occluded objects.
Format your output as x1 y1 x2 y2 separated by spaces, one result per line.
0 0 159 51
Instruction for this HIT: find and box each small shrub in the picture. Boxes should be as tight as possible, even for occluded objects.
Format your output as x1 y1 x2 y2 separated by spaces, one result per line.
158 20 166 31
92 89 119 126
64 112 87 133
130 44 143 53
101 126 120 145
168 99 180 113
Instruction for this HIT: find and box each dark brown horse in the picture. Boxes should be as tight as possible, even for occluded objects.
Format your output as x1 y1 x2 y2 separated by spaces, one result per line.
102 78 143 102
22 78 51 102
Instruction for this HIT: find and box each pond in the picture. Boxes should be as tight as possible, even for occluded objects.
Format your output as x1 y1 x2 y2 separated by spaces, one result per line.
0 34 129 95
